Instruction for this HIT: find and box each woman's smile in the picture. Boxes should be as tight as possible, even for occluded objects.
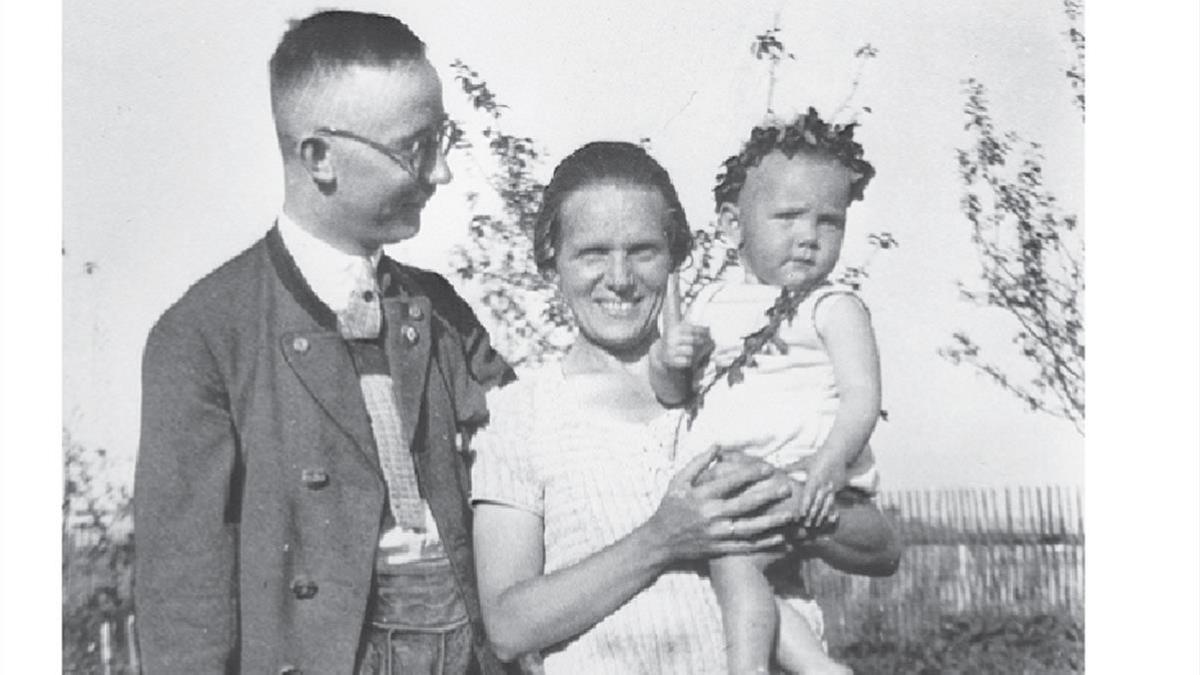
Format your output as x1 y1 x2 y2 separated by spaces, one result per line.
554 183 673 356
595 297 641 317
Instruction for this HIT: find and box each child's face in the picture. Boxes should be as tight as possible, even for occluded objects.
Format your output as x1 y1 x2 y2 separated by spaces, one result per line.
732 151 856 289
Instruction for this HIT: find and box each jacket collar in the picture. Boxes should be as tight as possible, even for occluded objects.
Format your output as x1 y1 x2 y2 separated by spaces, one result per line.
276 213 383 314
268 223 436 462
267 224 339 331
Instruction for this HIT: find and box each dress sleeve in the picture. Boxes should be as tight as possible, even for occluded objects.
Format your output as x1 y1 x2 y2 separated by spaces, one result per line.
469 382 544 517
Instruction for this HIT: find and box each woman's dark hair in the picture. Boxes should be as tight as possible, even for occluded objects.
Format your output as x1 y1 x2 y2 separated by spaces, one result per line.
713 107 876 209
533 141 692 273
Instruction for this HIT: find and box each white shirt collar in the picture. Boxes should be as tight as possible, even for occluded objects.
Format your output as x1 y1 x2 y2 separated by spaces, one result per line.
276 212 383 314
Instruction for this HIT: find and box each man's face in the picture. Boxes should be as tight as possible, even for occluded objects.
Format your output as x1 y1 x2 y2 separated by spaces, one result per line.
733 151 855 289
316 61 451 253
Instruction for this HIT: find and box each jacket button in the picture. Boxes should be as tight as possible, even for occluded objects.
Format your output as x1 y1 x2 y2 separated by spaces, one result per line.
292 337 309 353
402 325 420 345
290 577 318 600
407 304 423 320
300 468 329 489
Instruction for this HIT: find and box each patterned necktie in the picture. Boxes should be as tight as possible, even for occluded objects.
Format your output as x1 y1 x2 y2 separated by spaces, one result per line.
337 258 426 530
336 258 382 340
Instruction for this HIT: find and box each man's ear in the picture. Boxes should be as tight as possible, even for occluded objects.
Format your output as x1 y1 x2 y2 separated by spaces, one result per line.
298 136 337 187
717 203 742 247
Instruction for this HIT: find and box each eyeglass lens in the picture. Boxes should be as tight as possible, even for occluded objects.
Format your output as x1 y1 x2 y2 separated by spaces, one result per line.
414 121 458 175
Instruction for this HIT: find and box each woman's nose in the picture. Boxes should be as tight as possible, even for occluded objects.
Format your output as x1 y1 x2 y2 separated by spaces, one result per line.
604 255 633 289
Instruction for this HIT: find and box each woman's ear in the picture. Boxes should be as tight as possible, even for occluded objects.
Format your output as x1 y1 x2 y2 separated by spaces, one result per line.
717 203 742 247
298 136 337 188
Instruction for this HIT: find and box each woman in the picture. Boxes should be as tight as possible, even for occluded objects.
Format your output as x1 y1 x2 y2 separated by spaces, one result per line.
470 142 897 673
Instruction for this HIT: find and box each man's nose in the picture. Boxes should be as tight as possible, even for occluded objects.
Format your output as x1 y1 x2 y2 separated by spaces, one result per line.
426 151 453 186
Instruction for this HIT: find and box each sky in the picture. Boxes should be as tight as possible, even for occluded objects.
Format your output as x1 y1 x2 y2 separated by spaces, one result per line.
61 0 1084 490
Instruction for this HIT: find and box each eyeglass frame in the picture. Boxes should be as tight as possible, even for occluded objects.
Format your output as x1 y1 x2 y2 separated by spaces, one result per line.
312 117 459 180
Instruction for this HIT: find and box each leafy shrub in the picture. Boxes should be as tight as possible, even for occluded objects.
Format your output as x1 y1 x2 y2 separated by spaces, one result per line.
63 430 135 673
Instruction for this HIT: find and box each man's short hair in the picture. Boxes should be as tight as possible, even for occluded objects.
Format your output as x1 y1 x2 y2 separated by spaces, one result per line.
269 10 426 116
713 107 876 209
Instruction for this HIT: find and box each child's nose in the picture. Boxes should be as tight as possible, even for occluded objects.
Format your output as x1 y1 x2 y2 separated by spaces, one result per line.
793 218 818 248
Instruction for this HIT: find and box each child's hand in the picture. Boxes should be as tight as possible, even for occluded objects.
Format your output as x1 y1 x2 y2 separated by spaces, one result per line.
791 453 848 529
654 273 713 370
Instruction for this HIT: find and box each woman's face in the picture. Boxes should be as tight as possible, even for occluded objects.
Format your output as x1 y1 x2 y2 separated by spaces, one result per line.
554 183 673 358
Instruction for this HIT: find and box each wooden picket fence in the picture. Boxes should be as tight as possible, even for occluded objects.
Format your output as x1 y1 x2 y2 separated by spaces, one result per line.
808 485 1085 647
65 486 1083 671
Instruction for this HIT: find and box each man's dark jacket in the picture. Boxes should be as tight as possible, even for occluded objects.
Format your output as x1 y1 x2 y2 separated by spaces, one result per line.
133 226 514 674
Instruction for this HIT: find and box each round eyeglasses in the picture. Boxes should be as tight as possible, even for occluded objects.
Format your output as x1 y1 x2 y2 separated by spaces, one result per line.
314 117 460 180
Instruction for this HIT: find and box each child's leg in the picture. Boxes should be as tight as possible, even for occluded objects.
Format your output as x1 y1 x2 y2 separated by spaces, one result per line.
775 600 852 674
709 554 777 674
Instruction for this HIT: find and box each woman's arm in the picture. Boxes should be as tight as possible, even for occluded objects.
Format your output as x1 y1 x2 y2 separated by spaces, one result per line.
797 491 902 577
473 447 797 662
712 452 901 577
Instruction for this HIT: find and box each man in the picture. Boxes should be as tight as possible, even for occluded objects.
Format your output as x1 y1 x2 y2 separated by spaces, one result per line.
134 11 514 674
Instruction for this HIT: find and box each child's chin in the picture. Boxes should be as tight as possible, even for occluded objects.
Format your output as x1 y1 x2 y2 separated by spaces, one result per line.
776 271 815 287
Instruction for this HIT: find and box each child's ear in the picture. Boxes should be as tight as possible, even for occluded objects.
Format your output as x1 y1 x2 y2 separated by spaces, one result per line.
717 203 742 247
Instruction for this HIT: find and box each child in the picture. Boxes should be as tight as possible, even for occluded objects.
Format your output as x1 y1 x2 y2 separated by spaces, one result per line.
650 109 882 675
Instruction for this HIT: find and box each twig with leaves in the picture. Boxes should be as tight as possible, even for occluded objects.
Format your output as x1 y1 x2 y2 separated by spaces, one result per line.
447 61 571 366
752 25 795 115
829 43 879 125
941 80 1084 432
685 283 821 425
1062 0 1085 117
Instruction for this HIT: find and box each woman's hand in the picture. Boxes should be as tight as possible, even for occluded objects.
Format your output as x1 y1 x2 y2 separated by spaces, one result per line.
654 320 713 370
653 273 714 370
713 454 902 577
645 445 799 563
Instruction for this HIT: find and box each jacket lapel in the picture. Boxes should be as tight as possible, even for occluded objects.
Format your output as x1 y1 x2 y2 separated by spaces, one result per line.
267 226 381 473
280 331 381 474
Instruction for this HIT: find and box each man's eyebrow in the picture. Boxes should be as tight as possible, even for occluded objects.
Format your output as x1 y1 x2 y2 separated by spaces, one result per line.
386 115 447 146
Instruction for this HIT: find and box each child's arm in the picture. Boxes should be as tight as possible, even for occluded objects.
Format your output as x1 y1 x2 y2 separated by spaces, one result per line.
649 273 711 406
797 292 882 526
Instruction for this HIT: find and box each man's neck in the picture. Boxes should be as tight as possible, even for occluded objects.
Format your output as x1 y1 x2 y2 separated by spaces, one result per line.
281 202 380 258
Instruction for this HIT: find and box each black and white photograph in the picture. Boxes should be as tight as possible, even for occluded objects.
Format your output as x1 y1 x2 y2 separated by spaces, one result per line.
1 0 1197 673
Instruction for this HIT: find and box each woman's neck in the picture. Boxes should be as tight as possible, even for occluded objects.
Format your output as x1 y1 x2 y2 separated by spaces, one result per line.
562 336 652 377
559 337 670 424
